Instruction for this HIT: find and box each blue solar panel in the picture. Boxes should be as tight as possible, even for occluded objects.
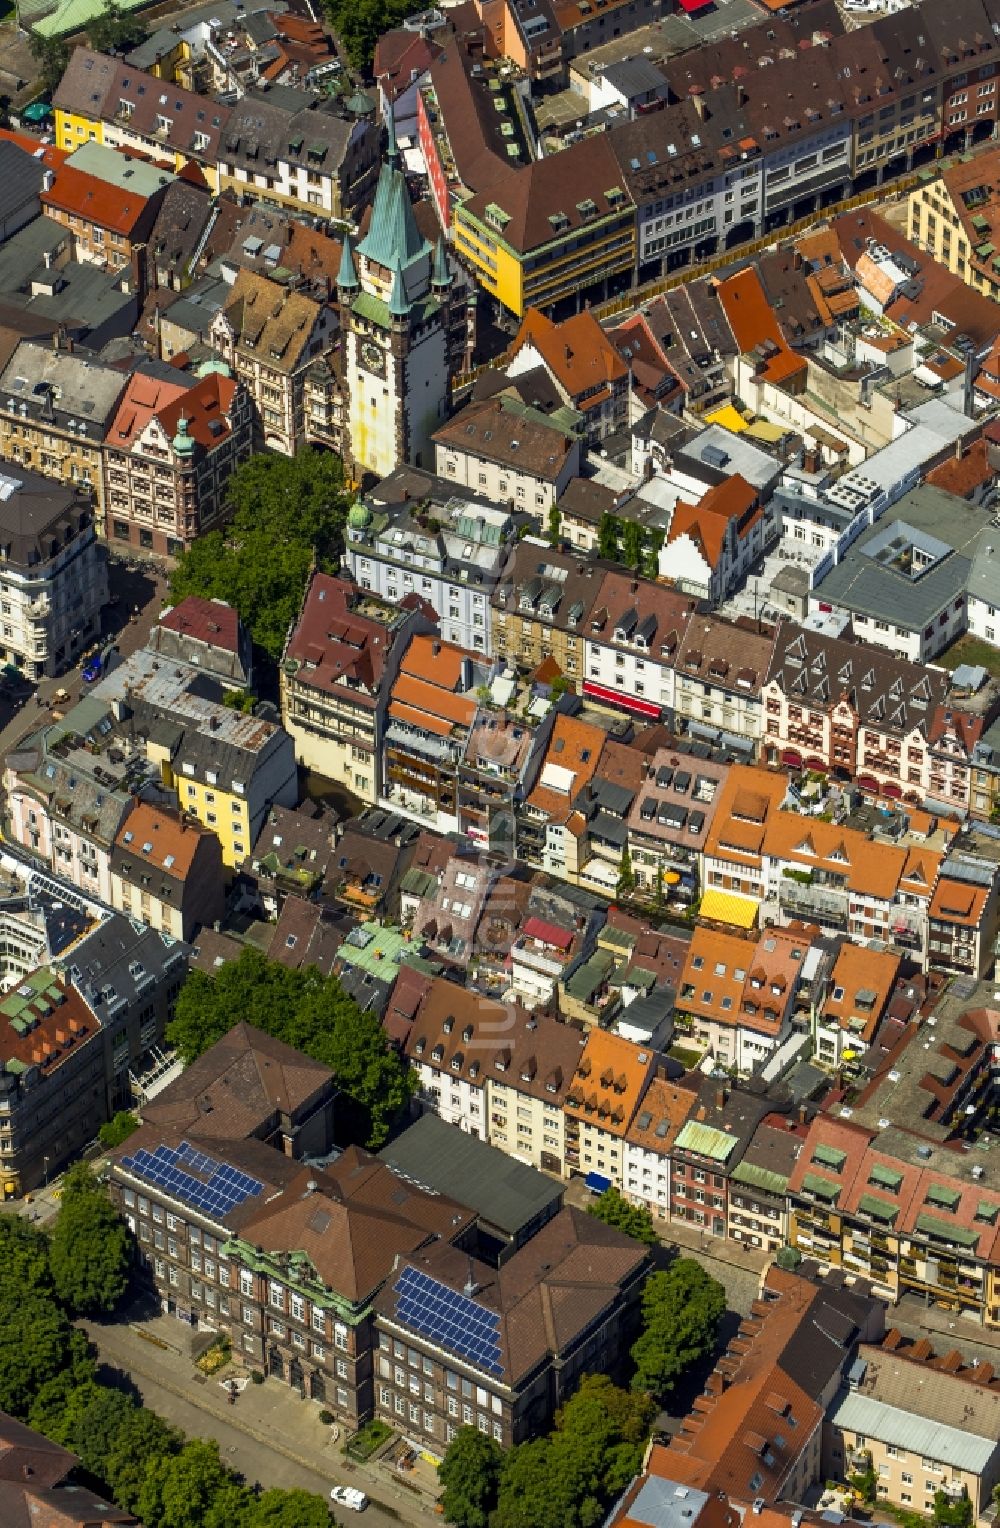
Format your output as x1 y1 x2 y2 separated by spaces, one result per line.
121 1140 264 1221
394 1266 502 1374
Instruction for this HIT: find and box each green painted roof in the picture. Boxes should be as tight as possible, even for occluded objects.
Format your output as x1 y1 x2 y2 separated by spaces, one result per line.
812 1144 847 1171
731 1161 788 1196
356 158 429 276
868 1164 903 1191
674 1120 739 1163
67 140 174 196
801 1172 840 1203
337 233 359 291
336 923 414 983
914 1213 978 1250
351 289 440 332
400 867 438 898
27 0 150 39
925 1183 960 1211
857 1193 898 1224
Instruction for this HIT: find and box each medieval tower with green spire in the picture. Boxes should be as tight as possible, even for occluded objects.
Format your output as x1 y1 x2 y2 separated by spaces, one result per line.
339 109 456 481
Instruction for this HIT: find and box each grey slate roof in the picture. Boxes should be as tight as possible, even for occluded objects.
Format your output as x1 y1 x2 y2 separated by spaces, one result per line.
813 484 993 629
0 140 45 224
766 622 950 733
379 1112 563 1239
0 341 127 442
828 1390 997 1474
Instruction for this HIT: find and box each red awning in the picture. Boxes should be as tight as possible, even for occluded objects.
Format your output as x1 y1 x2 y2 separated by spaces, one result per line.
882 781 902 799
781 749 802 768
582 680 662 720
805 757 827 770
857 775 878 793
677 0 712 11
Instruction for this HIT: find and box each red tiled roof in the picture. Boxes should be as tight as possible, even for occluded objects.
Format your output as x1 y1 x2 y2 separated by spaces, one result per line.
159 595 241 653
522 916 573 949
42 162 158 235
155 371 238 450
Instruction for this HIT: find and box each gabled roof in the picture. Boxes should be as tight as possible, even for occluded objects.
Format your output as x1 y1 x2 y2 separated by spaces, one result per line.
512 305 628 401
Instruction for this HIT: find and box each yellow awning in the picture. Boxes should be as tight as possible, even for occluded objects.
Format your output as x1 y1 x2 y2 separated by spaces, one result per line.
705 404 748 434
744 420 786 443
700 889 759 929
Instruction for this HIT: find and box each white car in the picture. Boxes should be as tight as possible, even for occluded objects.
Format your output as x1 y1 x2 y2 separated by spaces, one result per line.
330 1485 368 1512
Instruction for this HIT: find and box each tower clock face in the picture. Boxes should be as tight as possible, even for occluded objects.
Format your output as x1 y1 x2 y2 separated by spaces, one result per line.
359 338 386 378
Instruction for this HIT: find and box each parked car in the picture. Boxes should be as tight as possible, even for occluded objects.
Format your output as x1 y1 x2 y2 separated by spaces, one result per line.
330 1485 368 1512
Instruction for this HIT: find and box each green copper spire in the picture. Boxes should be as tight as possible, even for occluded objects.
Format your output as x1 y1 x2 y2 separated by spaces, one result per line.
337 232 358 291
431 234 452 289
389 264 408 318
386 101 400 167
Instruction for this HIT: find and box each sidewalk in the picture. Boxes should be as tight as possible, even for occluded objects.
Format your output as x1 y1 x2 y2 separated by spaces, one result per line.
895 1294 1000 1356
665 1215 770 1278
82 1312 443 1524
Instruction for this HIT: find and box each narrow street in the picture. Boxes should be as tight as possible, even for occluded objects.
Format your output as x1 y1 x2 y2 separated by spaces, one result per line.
82 1315 442 1528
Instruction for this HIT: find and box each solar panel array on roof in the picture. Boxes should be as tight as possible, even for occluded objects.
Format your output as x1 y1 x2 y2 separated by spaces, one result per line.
121 1140 263 1219
394 1266 503 1375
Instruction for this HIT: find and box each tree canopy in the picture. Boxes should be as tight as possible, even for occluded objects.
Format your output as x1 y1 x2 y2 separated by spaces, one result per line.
438 1427 503 1528
322 0 426 69
168 449 349 660
168 945 413 1147
440 1376 653 1528
98 1110 139 1149
88 0 149 53
630 1258 726 1402
587 1186 658 1246
49 1163 132 1316
0 1203 333 1526
29 34 69 94
934 1490 974 1528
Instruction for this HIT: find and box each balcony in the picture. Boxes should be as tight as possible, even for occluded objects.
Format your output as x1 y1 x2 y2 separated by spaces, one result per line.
778 880 849 926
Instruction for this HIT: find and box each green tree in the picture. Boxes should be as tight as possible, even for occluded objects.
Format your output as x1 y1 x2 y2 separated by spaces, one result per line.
322 0 426 68
249 1488 334 1528
169 450 348 660
29 34 69 93
0 1291 78 1418
494 1377 653 1528
49 1163 131 1316
587 1186 658 1246
548 673 572 700
547 505 562 548
630 1259 726 1402
622 519 643 571
137 1438 233 1528
642 530 664 580
168 947 413 1148
617 845 635 897
88 0 149 53
98 1110 139 1148
933 1490 973 1528
104 1406 183 1514
438 1427 503 1528
597 512 620 561
654 864 664 906
848 1463 878 1505
0 1212 55 1296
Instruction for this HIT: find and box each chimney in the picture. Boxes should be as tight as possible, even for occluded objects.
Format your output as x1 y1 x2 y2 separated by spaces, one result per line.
432 639 441 655
715 1084 728 1110
42 167 55 193
798 1102 808 1125
793 248 802 270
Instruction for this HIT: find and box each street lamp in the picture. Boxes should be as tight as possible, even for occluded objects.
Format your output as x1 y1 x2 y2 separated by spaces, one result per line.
43 1156 50 1188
